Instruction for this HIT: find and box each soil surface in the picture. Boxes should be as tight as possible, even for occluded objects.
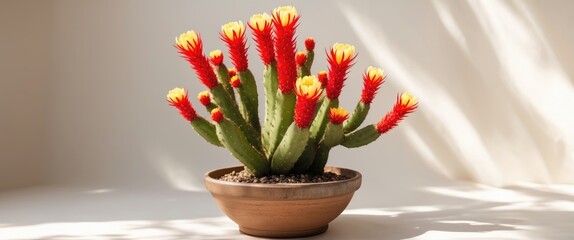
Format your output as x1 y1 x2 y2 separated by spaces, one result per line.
218 170 350 184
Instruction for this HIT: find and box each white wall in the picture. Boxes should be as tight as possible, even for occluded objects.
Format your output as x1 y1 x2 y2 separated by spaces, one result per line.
0 1 51 190
2 0 574 192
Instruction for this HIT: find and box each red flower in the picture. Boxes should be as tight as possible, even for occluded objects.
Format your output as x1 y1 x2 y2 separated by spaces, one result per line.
248 13 275 65
296 51 307 67
317 71 328 87
361 67 385 104
326 43 356 99
221 21 249 71
329 108 349 125
175 31 219 89
230 75 242 88
294 76 322 128
209 50 223 66
167 87 197 122
197 90 211 106
305 37 315 51
272 6 299 94
228 68 237 78
211 108 223 123
376 93 418 133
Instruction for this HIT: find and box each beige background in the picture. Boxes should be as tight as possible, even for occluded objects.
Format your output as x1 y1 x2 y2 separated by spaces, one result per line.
1 0 574 192
2 1 574 239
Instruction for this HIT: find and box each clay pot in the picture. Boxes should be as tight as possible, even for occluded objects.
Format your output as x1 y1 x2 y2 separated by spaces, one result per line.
204 166 362 238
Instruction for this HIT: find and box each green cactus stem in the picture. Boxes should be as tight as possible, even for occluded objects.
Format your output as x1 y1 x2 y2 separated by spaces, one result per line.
294 99 338 172
215 117 269 177
309 98 339 142
204 103 218 113
305 49 314 72
297 64 311 78
309 122 345 173
261 63 278 156
237 69 261 133
209 84 261 150
271 123 310 174
309 144 330 174
343 101 370 133
267 91 296 156
213 64 236 102
291 143 317 173
341 124 380 148
190 117 222 147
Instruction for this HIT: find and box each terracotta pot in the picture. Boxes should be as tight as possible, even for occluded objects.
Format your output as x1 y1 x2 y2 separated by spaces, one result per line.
204 166 362 238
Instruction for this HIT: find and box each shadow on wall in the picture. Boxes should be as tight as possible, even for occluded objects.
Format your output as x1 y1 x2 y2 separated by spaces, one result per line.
337 0 574 186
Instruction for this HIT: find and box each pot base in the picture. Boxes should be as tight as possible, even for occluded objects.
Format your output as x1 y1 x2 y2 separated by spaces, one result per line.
240 225 328 238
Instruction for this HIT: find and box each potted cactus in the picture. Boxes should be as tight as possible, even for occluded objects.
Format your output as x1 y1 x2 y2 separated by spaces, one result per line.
167 6 417 238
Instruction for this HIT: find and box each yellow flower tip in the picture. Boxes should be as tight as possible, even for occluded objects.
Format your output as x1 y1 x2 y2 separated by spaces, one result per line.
176 31 199 50
400 92 418 108
366 66 385 82
295 76 322 100
330 107 349 118
331 43 355 64
221 21 245 41
230 75 242 88
329 107 350 125
249 13 272 31
209 50 222 59
167 87 187 102
273 6 298 27
332 43 355 63
197 90 209 98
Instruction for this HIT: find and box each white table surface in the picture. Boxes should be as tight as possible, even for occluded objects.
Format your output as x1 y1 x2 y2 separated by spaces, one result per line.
1 181 574 240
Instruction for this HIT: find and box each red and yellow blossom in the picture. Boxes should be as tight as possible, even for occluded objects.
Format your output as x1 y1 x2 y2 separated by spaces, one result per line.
211 108 223 123
175 31 219 89
330 43 355 64
294 76 323 128
326 43 356 99
230 75 242 88
360 66 385 104
248 13 275 65
305 37 315 51
221 21 249 71
272 6 299 93
317 71 328 87
167 87 197 122
175 31 199 51
376 92 418 133
329 108 349 125
228 68 237 78
197 90 211 106
273 6 299 27
209 50 223 66
296 51 307 67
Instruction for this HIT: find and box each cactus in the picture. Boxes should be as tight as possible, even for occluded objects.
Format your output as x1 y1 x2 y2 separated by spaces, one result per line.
168 6 418 176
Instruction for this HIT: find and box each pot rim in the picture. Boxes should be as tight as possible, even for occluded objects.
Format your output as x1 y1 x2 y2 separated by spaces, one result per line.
204 166 362 199
205 165 361 187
